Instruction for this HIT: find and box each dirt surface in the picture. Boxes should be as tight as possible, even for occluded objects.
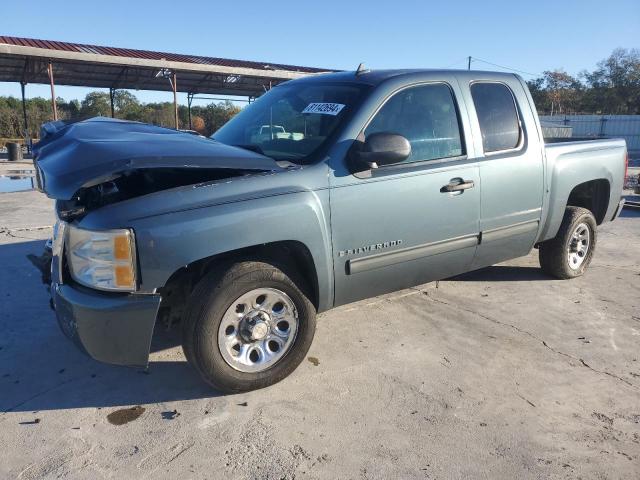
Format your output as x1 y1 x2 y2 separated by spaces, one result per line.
1 190 639 479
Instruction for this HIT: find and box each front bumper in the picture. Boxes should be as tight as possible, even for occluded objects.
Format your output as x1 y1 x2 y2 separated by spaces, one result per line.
52 282 161 367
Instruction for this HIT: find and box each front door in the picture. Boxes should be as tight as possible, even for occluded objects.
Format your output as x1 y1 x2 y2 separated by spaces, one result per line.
329 81 481 306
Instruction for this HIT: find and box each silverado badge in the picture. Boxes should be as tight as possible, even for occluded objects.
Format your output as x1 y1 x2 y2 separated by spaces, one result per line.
339 240 403 257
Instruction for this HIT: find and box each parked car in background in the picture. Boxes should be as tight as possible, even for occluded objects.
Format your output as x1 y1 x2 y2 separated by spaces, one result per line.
249 124 304 143
33 69 627 392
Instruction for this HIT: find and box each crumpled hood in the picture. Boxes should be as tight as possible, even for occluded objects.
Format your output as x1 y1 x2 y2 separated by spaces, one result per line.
33 117 284 199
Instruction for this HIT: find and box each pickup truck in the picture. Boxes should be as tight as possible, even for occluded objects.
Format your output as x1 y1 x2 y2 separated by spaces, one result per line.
34 69 628 393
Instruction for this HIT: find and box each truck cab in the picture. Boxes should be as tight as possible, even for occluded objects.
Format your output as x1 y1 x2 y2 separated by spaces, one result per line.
327 71 545 304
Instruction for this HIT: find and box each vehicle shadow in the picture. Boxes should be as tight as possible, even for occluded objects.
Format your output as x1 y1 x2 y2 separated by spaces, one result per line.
0 239 221 414
451 265 551 282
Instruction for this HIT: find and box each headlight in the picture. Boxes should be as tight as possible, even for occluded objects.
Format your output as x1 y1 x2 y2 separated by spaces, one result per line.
66 225 137 292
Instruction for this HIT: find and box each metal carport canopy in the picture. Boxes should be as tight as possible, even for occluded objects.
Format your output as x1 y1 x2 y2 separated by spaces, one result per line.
0 36 332 97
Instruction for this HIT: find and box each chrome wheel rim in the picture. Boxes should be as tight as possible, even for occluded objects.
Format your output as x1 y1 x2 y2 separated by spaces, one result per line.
218 288 298 373
567 222 590 270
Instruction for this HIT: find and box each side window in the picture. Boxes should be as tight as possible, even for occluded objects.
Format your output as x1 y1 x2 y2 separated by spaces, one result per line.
364 83 464 164
470 82 521 153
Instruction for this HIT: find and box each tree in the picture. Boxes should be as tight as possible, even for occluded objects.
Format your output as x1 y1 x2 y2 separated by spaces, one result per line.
582 48 640 114
67 99 81 119
191 115 206 134
529 70 583 115
114 91 142 120
196 100 241 136
545 70 582 114
529 48 640 115
79 91 111 118
0 97 22 138
526 77 550 113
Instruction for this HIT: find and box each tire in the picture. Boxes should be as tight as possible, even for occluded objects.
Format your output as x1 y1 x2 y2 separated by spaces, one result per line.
181 261 316 393
539 206 597 279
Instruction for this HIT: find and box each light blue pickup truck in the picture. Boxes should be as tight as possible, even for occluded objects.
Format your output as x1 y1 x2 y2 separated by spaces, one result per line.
34 69 628 392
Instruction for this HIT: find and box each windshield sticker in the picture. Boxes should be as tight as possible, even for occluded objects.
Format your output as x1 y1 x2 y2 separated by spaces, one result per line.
302 103 346 116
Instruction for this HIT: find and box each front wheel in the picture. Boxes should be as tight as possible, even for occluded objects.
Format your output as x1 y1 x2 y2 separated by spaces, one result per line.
182 261 316 393
539 206 597 279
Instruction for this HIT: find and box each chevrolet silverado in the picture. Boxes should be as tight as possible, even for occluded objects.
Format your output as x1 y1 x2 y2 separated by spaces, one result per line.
34 69 628 392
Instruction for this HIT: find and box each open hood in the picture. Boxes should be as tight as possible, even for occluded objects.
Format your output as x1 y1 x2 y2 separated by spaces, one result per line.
33 117 284 200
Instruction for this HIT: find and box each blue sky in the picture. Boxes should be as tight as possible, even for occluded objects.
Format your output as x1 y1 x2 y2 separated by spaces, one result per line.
1 0 638 106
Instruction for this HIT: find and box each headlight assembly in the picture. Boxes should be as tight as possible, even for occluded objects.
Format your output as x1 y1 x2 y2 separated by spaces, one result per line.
66 225 137 292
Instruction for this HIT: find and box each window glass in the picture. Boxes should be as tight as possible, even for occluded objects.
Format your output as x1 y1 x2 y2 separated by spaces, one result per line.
213 83 368 163
364 83 464 164
470 82 521 152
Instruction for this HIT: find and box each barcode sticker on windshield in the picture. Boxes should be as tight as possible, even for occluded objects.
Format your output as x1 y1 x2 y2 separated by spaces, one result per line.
302 103 346 115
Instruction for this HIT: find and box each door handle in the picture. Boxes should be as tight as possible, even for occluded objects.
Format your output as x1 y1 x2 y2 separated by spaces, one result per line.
441 179 475 193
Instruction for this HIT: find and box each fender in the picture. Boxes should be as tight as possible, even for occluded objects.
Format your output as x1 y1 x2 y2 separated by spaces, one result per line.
78 163 334 312
539 140 626 242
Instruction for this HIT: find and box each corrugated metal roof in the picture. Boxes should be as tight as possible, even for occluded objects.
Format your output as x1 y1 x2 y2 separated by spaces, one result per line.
0 35 329 74
0 35 334 97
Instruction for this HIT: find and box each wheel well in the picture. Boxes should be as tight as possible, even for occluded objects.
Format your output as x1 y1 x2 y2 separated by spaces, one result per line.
566 179 610 224
157 241 319 329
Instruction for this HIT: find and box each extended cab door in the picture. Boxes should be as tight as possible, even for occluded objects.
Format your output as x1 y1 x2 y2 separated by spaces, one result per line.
459 77 544 268
329 80 480 306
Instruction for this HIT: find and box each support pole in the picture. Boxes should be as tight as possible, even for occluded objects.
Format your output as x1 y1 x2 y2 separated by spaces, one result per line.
109 88 116 118
20 82 29 145
599 116 607 138
47 62 58 121
467 56 472 70
172 72 179 130
187 92 193 130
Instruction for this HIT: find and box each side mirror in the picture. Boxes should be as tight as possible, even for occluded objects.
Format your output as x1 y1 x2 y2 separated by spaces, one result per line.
351 132 411 170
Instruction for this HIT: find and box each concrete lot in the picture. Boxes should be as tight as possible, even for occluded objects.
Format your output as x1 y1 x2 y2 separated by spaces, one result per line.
0 188 639 480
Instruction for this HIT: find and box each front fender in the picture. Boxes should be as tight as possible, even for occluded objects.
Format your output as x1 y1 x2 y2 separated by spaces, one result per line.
129 189 333 311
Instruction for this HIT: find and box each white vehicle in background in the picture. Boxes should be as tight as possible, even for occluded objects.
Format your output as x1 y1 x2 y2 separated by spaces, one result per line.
250 125 304 143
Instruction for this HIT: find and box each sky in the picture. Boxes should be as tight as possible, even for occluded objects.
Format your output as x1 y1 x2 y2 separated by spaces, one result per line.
1 0 638 106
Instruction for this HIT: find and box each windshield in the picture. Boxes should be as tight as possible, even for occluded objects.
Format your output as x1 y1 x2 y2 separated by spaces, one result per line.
212 83 368 163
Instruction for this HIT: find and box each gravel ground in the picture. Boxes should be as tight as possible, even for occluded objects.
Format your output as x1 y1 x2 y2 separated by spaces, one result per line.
0 189 639 480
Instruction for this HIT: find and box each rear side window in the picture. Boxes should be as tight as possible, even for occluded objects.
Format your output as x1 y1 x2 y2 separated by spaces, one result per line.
470 82 521 153
364 83 464 164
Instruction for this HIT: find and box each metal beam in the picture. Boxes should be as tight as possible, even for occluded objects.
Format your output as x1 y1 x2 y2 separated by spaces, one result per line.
111 66 129 89
47 61 58 121
21 57 30 84
172 72 178 130
189 72 214 94
187 92 194 130
20 81 29 151
109 87 116 118
0 43 324 81
0 54 283 97
189 95 251 103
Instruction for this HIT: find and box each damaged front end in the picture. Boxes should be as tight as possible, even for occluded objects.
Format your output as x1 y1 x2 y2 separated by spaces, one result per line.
33 117 285 367
34 117 285 220
54 167 255 221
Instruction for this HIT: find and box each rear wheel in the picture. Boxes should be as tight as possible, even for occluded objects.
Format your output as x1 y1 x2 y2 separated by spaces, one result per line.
182 261 316 393
539 206 597 279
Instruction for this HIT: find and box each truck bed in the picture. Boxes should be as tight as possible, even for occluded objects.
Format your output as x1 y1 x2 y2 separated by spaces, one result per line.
544 136 615 144
538 137 627 242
